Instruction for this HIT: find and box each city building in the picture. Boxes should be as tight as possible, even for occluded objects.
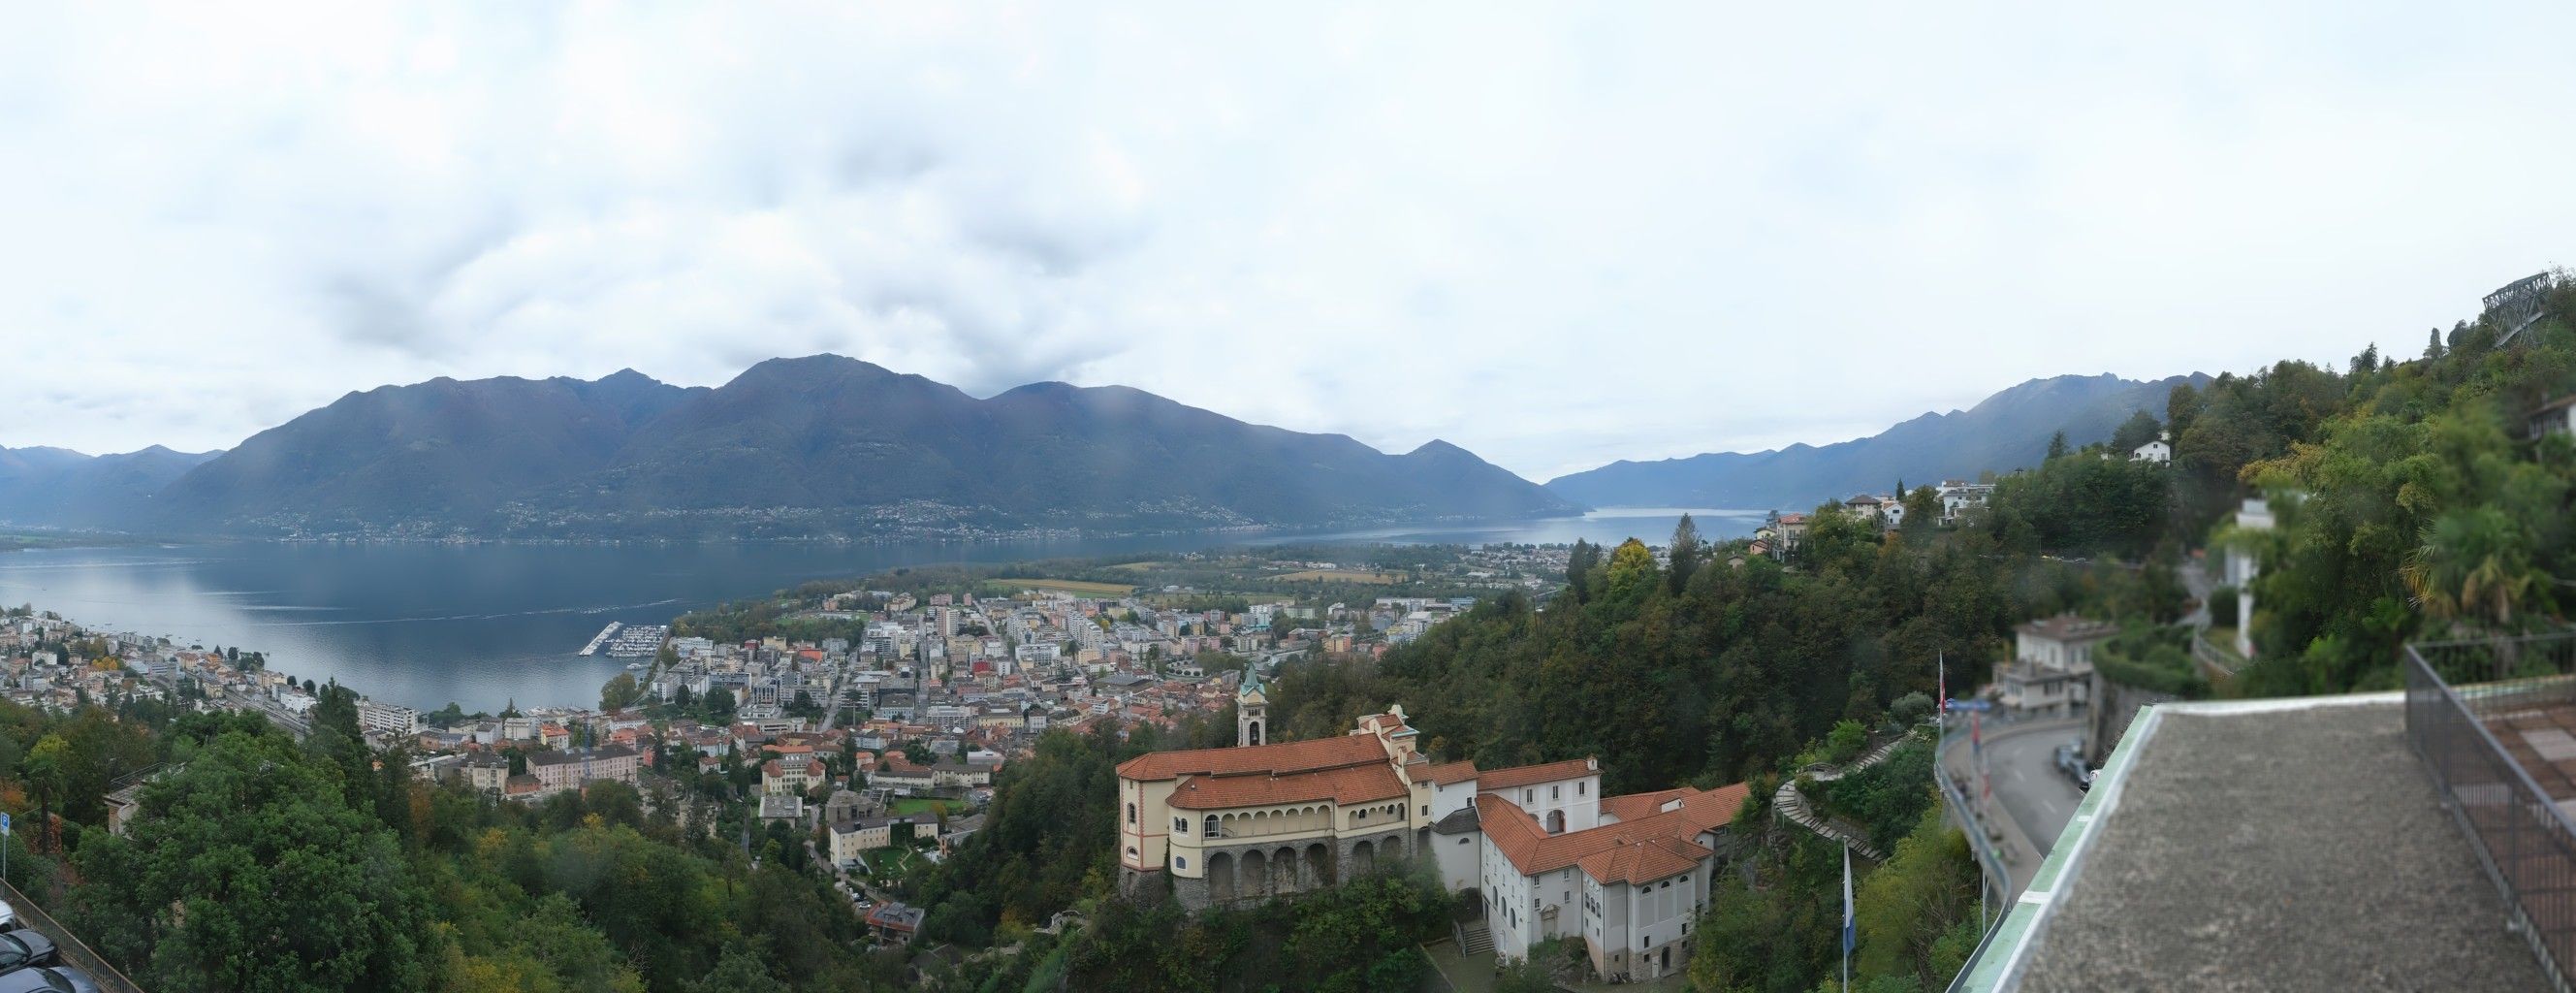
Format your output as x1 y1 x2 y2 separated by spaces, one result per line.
358 699 421 737
1997 615 2115 719
524 745 640 799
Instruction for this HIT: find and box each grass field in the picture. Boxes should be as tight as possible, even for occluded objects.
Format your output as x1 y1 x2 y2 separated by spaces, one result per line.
988 577 1136 596
890 797 952 817
1108 561 1160 571
1278 569 1404 584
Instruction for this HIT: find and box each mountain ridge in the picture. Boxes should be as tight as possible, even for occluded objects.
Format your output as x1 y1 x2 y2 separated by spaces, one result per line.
60 355 1580 539
1545 372 2211 510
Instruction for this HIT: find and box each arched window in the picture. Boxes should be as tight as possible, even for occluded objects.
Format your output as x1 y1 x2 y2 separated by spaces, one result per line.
1204 815 1221 838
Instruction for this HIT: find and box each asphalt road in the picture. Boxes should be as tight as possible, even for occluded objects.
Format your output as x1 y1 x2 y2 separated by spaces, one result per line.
1978 725 2085 855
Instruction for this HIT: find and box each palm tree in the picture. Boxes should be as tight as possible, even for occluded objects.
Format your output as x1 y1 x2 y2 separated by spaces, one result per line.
2402 508 2554 678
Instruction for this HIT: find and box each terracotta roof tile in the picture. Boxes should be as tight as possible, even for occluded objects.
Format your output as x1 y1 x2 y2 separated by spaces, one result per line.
1576 835 1711 885
1166 763 1409 810
1115 733 1387 781
1600 787 1691 823
1420 760 1480 785
1478 757 1596 793
1479 781 1749 881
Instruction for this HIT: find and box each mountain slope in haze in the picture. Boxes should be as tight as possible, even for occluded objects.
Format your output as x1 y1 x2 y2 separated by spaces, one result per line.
0 445 222 529
136 356 1578 538
148 370 702 535
1545 372 2211 511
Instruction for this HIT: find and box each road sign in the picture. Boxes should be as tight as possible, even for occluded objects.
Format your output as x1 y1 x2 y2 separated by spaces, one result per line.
1944 699 1991 713
4 812 14 836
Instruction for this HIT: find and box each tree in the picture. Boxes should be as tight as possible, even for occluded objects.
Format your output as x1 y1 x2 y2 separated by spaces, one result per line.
2045 430 2070 461
2401 507 2549 634
1565 540 1600 602
72 730 433 990
685 945 790 993
1668 515 1704 595
702 687 736 720
2110 410 2164 455
600 672 642 712
22 735 66 851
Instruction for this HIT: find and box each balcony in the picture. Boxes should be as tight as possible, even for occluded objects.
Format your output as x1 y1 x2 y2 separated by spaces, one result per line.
2407 630 2576 991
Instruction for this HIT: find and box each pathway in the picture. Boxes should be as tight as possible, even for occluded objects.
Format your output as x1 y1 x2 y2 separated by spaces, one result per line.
1770 732 1918 860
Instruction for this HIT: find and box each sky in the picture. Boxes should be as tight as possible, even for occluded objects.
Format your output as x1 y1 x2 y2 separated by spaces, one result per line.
5 3 2574 482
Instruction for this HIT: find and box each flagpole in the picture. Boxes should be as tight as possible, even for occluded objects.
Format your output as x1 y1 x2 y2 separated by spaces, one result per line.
1841 842 1853 993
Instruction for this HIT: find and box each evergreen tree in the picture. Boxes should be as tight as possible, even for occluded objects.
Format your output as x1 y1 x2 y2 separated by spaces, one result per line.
2046 430 2070 460
1668 514 1704 595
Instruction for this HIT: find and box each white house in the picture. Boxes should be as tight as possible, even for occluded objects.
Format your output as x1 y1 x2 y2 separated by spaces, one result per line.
1478 777 1748 981
1999 615 2117 719
1937 481 1993 525
2131 431 2172 464
2225 497 2276 658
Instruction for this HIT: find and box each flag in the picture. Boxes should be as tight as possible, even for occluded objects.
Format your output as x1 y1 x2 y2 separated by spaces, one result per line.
1842 844 1857 960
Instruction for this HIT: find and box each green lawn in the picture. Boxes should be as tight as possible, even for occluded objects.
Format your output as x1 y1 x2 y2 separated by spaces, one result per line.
890 797 951 817
859 847 929 884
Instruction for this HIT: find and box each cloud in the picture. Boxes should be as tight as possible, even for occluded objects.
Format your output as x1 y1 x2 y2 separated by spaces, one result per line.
3 2 2575 481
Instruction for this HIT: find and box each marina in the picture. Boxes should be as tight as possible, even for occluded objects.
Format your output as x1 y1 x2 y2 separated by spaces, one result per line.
598 624 671 658
577 623 621 657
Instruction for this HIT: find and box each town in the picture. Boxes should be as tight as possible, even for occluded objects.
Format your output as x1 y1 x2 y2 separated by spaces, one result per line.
0 544 1566 949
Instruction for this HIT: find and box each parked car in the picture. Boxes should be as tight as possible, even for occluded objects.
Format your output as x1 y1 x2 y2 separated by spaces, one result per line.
0 965 101 993
0 929 58 972
0 902 16 930
2052 744 2094 791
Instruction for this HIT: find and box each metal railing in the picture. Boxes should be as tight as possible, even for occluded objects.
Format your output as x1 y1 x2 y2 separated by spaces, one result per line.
2405 632 2576 993
0 876 146 993
1936 761 2011 993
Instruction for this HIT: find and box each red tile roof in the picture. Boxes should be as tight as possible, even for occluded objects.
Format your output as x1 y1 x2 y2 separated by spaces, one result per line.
1420 760 1480 785
1478 781 1749 882
1166 763 1410 810
1599 787 1691 823
1115 733 1387 782
1478 757 1596 793
1577 835 1710 885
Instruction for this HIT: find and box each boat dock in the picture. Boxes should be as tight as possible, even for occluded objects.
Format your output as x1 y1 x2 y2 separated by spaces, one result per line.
578 623 621 656
600 624 670 658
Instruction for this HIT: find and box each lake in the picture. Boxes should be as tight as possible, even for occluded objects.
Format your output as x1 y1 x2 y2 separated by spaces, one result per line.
0 507 1755 711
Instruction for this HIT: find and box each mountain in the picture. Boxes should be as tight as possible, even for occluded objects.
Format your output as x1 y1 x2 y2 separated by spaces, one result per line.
124 356 1576 538
148 370 702 535
1545 372 2211 510
0 445 222 529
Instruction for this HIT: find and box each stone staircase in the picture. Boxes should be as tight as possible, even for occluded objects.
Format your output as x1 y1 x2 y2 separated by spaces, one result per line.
1454 918 1494 955
1771 733 1919 861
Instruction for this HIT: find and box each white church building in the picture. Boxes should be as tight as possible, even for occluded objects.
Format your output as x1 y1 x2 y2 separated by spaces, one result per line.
1115 672 1750 982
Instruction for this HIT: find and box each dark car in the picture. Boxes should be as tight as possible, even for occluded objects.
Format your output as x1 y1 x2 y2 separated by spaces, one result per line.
2052 744 2094 791
0 965 101 993
0 930 56 973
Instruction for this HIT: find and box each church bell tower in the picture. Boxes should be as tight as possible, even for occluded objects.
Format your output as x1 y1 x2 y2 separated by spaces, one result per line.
1236 666 1267 747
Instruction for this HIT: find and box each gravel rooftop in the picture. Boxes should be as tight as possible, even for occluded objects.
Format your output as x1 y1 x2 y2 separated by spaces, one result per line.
2018 702 2551 993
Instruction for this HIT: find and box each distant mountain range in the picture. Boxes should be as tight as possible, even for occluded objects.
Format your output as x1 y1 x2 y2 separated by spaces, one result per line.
0 445 218 529
1544 372 2210 510
1 362 2214 541
2 356 1580 539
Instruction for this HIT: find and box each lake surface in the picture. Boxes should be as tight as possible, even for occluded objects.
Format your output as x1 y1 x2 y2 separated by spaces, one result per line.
0 508 1754 712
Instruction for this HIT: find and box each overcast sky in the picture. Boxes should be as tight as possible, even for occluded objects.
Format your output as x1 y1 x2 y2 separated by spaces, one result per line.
5 4 2573 481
